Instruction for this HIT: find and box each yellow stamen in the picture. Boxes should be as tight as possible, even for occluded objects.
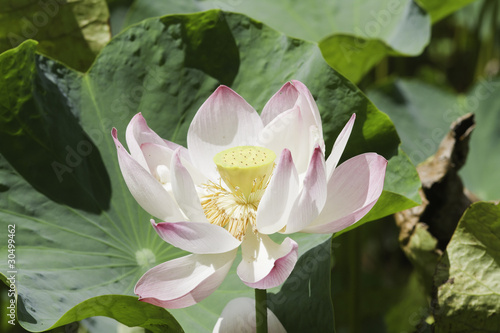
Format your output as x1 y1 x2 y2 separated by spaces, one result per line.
201 146 276 240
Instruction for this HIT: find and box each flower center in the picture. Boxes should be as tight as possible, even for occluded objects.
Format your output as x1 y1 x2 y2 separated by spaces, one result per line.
135 248 156 268
201 146 276 240
214 146 276 199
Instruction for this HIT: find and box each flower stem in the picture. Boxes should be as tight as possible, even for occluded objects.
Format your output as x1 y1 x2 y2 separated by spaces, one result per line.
348 228 360 333
255 288 268 333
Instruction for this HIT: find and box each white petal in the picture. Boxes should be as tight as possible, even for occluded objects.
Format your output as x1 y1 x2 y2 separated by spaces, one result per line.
291 80 322 130
256 149 299 234
140 142 174 179
152 220 241 254
135 250 237 309
283 146 327 234
213 297 286 333
303 153 387 233
141 142 206 186
258 106 311 173
326 114 355 180
187 86 263 179
237 231 298 289
125 113 168 170
170 149 207 222
112 128 184 221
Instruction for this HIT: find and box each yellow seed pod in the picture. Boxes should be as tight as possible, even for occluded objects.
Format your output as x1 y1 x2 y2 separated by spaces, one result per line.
213 146 276 199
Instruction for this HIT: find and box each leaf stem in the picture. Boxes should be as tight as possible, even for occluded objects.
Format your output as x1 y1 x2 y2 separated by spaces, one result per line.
255 288 268 333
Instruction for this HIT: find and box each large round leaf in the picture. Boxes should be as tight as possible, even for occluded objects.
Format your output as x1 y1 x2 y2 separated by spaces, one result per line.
0 41 185 332
0 10 419 332
434 202 500 332
123 0 431 83
120 0 480 83
367 79 463 165
268 238 335 333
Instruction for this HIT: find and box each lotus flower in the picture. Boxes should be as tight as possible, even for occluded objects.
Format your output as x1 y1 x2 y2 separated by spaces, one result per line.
112 80 387 309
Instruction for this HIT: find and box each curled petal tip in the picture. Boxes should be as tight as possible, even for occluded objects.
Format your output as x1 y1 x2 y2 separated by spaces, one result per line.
280 81 297 91
290 80 313 95
243 239 298 289
347 113 356 127
213 85 234 95
280 148 293 161
210 85 246 103
238 235 298 289
172 147 183 163
128 113 147 128
132 112 144 119
111 128 121 148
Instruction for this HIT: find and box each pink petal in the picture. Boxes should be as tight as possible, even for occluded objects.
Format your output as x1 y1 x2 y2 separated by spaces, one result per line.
237 231 298 289
112 128 184 221
125 113 191 171
163 139 192 163
213 297 286 333
170 149 207 222
260 82 300 126
187 86 263 179
141 142 206 186
259 106 312 173
135 250 237 309
125 113 169 170
152 220 241 254
259 81 326 175
303 153 387 234
326 114 355 180
283 146 327 234
256 149 299 234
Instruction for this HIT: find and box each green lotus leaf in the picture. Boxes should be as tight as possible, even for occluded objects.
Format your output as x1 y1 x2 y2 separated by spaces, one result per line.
0 0 110 71
434 202 500 332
